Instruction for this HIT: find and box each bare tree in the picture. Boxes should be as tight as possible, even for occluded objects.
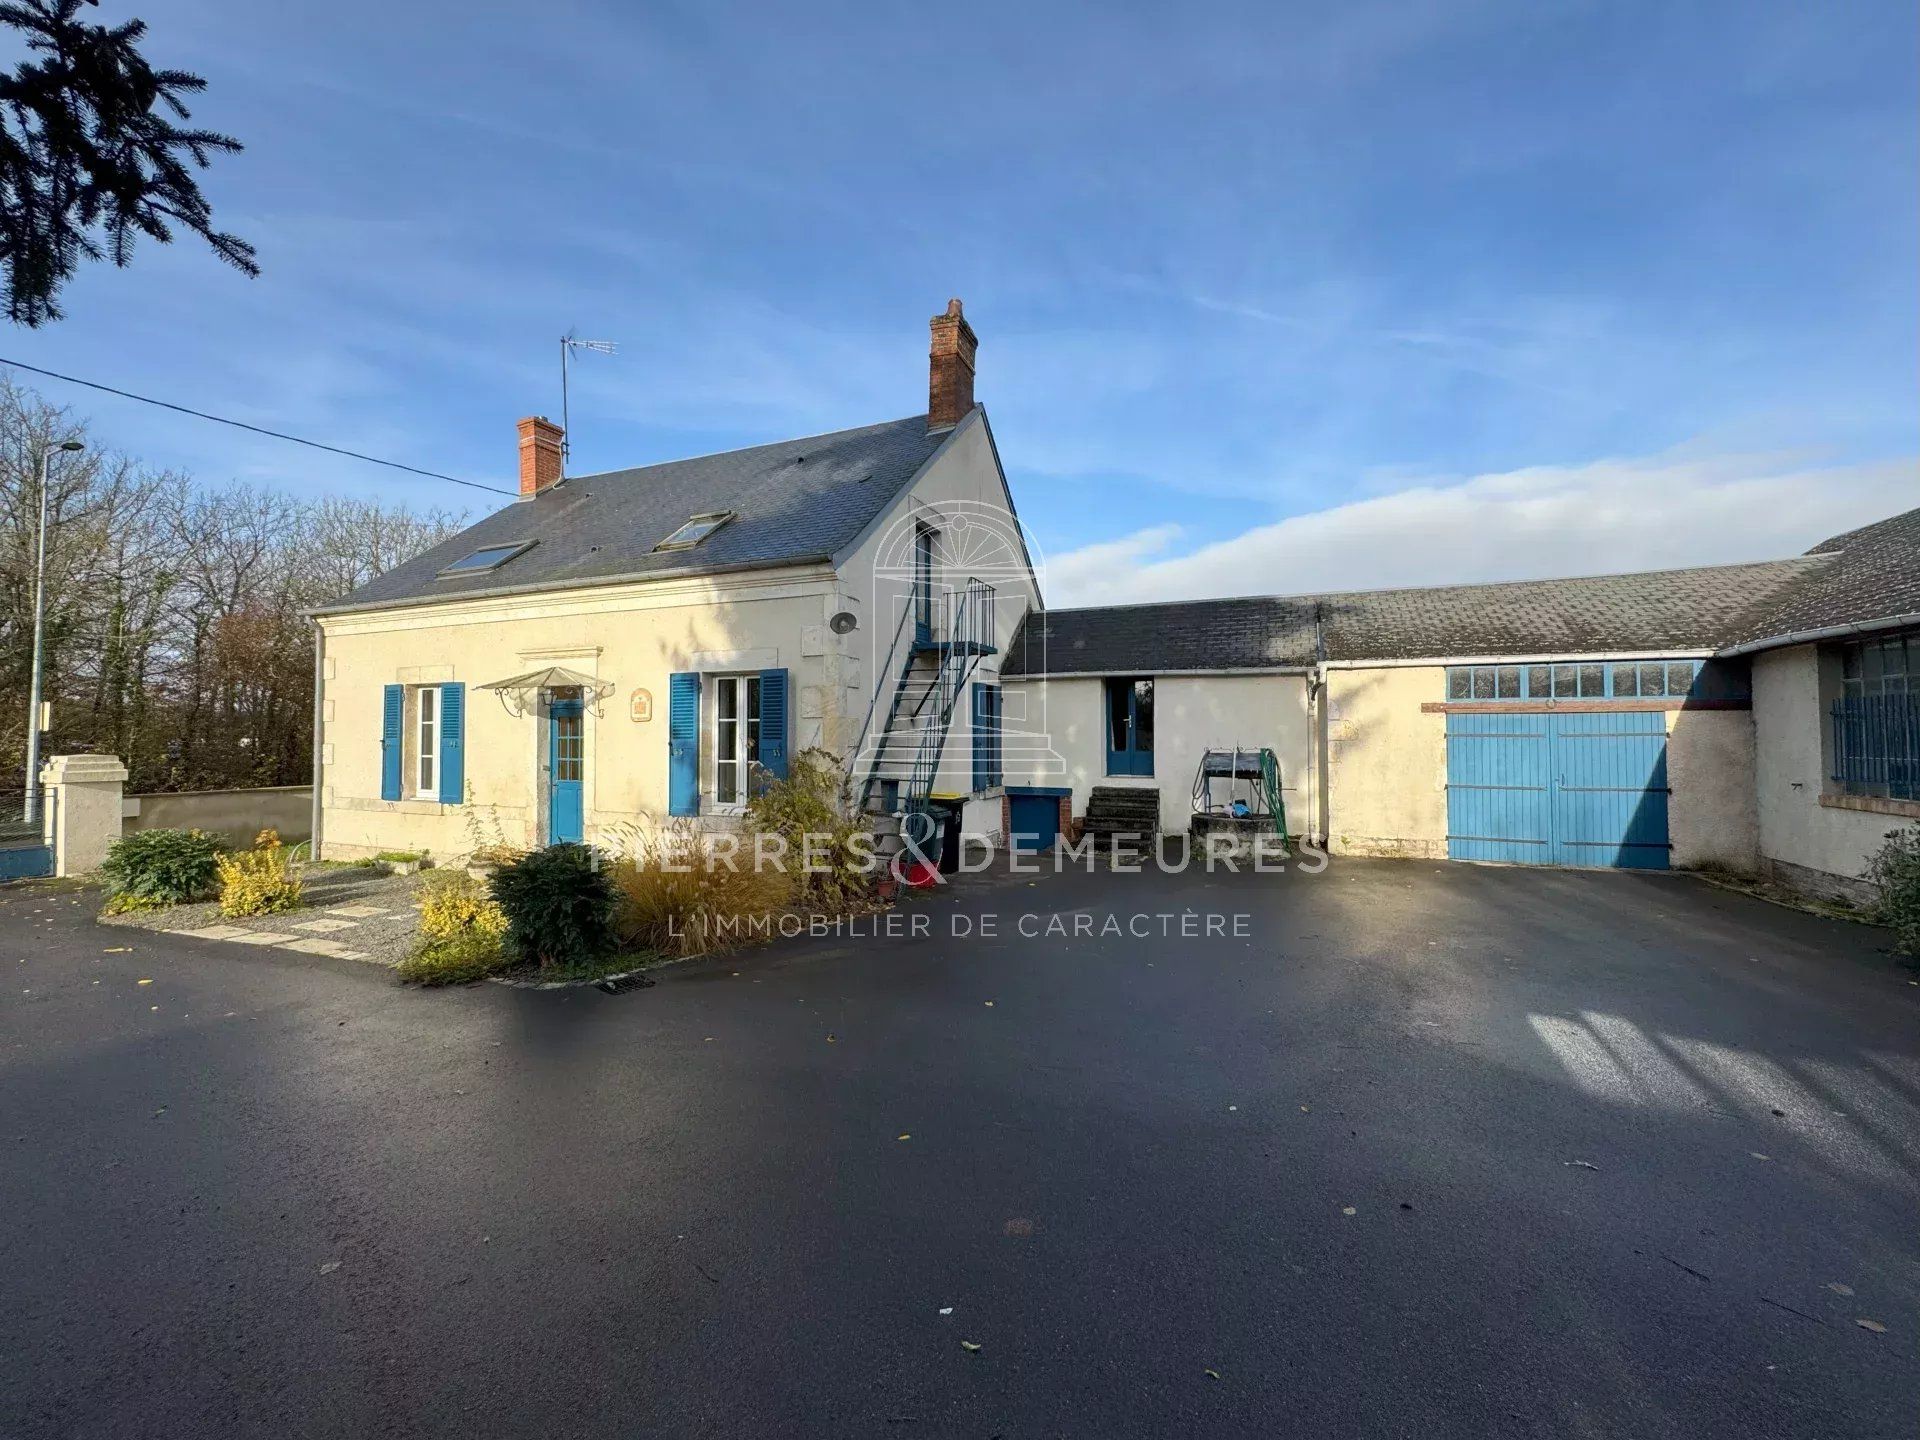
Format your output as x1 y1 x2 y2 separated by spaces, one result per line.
0 379 465 790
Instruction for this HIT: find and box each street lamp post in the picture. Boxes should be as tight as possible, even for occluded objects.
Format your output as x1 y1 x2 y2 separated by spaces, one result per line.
23 439 84 823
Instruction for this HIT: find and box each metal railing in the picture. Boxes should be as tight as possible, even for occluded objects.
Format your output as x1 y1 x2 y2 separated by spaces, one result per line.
857 579 998 815
1830 693 1920 800
0 788 45 846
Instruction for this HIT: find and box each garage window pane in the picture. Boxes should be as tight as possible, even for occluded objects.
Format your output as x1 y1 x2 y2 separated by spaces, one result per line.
1468 667 1493 699
1447 668 1470 700
1496 665 1521 699
1578 663 1605 697
1666 662 1696 697
1526 666 1551 699
1639 663 1666 698
1553 664 1577 697
1611 664 1638 697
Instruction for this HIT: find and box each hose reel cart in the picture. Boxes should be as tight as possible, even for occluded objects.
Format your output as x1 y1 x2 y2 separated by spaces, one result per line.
1190 745 1290 852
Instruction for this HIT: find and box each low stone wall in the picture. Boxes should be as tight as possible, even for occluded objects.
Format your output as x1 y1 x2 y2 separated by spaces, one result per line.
123 785 312 849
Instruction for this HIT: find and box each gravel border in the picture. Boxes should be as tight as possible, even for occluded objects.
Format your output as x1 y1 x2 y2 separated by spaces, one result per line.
98 864 424 967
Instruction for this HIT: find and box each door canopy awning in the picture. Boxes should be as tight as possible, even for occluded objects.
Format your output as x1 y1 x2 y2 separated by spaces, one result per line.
477 665 613 716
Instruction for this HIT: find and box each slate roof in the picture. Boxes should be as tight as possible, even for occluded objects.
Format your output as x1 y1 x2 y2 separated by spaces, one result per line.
1722 505 1920 652
1002 555 1830 676
1316 557 1822 662
1001 596 1320 677
314 414 954 614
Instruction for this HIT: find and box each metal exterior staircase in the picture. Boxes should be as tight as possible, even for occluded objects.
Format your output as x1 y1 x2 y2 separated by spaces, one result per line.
855 579 997 831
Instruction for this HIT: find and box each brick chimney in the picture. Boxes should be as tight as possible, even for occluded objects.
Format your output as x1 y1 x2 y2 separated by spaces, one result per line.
517 416 564 497
927 298 978 432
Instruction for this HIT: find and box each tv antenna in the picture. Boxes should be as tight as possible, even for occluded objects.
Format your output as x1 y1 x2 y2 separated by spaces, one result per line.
560 331 618 476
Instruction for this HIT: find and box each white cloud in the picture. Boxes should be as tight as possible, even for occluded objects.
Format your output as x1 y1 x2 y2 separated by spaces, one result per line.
1042 449 1919 608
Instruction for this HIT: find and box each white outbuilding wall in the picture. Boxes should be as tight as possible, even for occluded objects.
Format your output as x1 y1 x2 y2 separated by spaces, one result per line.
1002 672 1316 836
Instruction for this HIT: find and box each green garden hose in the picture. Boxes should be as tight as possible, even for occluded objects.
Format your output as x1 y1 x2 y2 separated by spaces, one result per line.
1258 748 1290 846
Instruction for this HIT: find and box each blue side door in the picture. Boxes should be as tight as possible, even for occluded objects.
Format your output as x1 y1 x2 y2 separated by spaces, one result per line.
1104 678 1155 776
549 699 584 844
1446 712 1551 863
1549 712 1669 869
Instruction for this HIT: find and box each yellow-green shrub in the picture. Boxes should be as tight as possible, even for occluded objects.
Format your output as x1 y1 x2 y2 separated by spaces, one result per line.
215 833 303 917
743 747 873 908
605 820 794 959
397 869 512 986
414 867 507 945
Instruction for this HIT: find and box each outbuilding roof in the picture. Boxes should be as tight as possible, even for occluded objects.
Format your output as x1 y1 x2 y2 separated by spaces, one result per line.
1316 557 1822 662
1002 552 1834 676
1721 505 1920 653
314 413 957 614
1001 596 1321 676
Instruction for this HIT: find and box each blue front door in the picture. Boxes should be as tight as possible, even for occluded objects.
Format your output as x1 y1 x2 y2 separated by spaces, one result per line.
549 699 584 844
1104 677 1154 776
1446 711 1669 869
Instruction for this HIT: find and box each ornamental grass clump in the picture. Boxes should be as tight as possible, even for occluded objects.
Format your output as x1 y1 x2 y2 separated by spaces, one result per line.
604 820 793 959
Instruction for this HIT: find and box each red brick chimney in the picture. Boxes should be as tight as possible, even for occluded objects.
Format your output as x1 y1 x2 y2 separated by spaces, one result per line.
928 298 978 432
517 416 564 497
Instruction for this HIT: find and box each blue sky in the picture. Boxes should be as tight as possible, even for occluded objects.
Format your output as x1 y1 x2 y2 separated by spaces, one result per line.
10 0 1917 603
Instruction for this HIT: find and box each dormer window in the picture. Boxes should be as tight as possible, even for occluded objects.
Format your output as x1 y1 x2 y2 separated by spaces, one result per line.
439 540 534 577
655 511 735 552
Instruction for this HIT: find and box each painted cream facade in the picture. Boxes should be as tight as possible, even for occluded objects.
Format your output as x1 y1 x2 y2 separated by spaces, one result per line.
1751 643 1907 898
1002 672 1317 836
315 409 1040 861
319 568 838 858
1324 666 1448 859
1664 709 1758 871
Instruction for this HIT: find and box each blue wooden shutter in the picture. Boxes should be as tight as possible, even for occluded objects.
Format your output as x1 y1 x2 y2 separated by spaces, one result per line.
380 685 404 801
759 668 790 781
437 683 465 804
668 672 701 815
989 685 1002 786
972 683 990 792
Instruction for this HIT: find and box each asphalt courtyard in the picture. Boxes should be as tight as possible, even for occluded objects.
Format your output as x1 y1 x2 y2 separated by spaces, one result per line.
5 857 1917 1438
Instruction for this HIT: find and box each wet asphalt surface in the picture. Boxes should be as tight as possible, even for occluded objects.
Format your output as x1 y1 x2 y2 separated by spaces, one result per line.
4 857 1918 1439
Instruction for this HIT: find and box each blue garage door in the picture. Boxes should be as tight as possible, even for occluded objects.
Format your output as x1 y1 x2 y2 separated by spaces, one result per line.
1447 712 1669 869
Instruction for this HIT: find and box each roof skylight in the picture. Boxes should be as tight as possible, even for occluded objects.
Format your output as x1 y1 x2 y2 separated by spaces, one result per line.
438 540 534 577
654 511 735 552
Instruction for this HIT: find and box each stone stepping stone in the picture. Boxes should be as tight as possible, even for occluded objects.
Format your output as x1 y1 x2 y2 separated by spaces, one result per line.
293 917 360 933
183 925 251 941
275 937 367 959
325 905 390 918
224 931 297 944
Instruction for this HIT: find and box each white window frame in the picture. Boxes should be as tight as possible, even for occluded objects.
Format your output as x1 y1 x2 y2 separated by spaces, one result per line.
710 673 762 811
414 685 439 799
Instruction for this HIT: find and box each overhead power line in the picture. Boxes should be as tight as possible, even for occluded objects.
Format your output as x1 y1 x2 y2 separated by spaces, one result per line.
0 356 516 497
